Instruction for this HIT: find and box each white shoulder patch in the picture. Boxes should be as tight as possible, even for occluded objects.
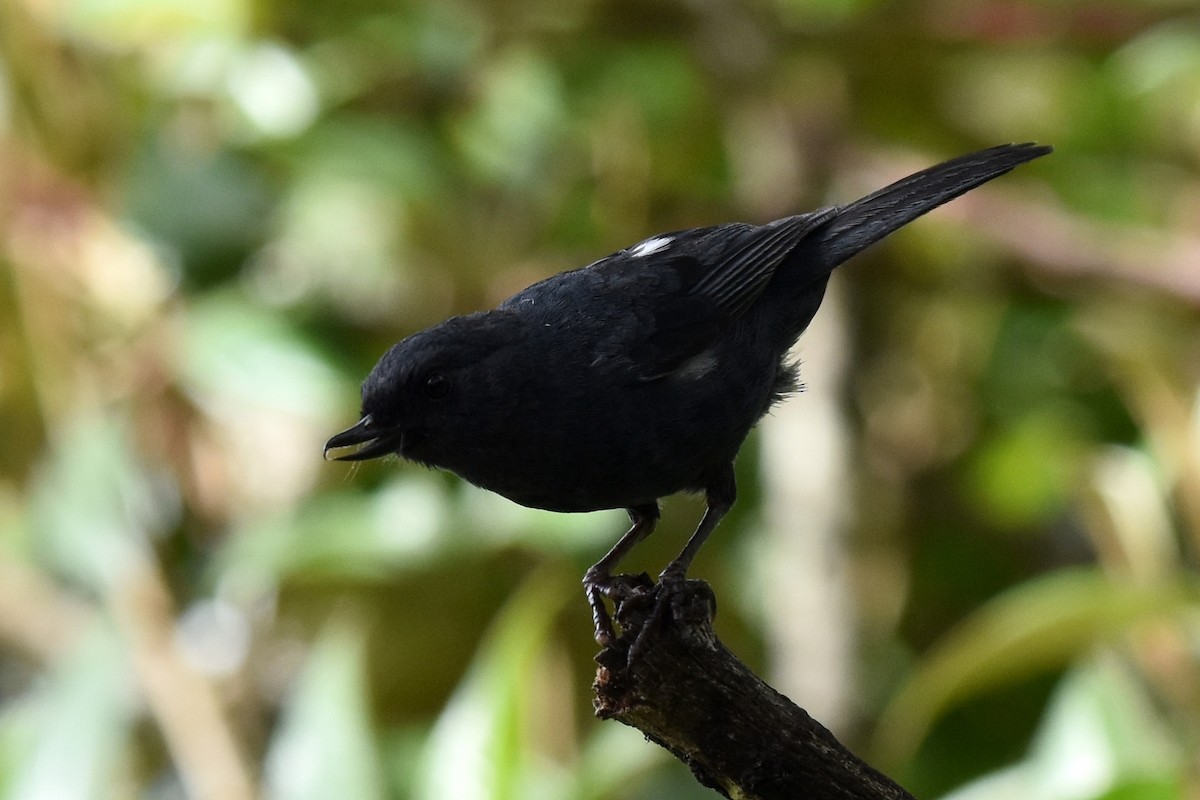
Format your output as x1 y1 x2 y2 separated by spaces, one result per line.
629 235 673 258
673 350 718 381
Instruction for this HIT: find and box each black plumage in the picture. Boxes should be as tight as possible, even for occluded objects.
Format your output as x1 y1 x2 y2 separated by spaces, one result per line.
326 143 1051 642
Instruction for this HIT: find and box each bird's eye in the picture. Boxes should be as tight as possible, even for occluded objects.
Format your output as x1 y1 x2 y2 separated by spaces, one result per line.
423 372 450 400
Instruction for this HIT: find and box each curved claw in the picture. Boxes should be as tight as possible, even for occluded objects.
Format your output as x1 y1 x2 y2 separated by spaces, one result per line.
583 568 617 645
584 571 656 645
658 564 687 584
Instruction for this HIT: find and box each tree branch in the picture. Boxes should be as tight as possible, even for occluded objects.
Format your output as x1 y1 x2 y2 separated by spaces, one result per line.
593 577 915 800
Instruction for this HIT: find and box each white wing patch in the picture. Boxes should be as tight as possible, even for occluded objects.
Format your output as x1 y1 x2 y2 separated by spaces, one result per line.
673 350 718 381
629 235 673 258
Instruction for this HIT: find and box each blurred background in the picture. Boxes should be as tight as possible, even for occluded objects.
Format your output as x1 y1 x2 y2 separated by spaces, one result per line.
1 0 1199 797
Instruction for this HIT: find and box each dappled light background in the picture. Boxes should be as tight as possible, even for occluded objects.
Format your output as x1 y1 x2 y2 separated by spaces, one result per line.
1 0 1198 798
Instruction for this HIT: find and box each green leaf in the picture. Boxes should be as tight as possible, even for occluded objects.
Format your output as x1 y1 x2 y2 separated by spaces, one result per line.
967 407 1089 529
451 48 567 188
215 476 453 595
179 291 346 418
29 415 171 595
266 623 383 800
874 568 1200 767
573 725 670 800
938 657 1183 800
412 567 574 800
63 0 248 44
5 623 133 800
1028 657 1180 796
214 477 618 596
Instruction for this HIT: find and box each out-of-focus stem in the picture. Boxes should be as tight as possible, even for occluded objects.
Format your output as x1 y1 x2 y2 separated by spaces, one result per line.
110 560 258 800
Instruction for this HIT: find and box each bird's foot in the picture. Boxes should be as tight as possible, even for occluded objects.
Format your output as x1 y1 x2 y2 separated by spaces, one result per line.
657 562 688 585
585 566 717 663
624 576 717 665
583 569 654 646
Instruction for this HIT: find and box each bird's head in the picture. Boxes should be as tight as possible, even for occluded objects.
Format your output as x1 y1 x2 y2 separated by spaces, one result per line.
324 311 521 467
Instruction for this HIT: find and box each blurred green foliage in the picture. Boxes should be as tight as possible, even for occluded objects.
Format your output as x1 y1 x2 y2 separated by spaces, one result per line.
1 0 1198 797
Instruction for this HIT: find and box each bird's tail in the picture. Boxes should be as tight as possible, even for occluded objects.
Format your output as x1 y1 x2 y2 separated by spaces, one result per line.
815 142 1052 268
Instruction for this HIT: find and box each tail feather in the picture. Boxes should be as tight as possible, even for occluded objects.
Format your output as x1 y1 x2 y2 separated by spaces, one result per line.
815 143 1052 267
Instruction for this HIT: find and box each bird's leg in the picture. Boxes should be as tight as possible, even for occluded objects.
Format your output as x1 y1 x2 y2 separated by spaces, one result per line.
584 503 660 645
659 466 736 583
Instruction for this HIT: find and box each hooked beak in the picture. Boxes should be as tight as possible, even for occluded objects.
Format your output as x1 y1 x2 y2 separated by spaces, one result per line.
323 415 402 462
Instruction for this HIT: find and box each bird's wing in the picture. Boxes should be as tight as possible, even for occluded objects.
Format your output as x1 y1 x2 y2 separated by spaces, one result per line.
682 208 837 318
619 208 837 379
500 209 836 381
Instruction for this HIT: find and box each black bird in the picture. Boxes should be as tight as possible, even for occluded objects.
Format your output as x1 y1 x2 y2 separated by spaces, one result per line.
326 143 1051 643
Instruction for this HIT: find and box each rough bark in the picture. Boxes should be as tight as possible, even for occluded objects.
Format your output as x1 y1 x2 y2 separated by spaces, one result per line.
592 577 916 800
